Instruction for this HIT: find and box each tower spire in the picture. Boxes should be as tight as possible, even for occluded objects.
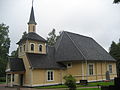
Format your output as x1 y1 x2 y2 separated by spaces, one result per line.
28 0 37 33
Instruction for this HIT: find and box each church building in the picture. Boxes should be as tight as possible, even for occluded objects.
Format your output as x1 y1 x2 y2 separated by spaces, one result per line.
6 4 117 87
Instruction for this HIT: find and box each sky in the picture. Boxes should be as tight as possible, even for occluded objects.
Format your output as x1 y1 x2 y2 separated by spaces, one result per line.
0 0 120 54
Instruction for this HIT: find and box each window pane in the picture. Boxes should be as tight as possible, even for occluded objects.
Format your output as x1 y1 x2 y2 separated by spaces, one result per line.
89 64 93 75
20 46 22 52
51 72 53 80
31 44 34 51
39 45 42 52
48 72 50 80
47 71 53 81
109 65 112 73
24 45 25 51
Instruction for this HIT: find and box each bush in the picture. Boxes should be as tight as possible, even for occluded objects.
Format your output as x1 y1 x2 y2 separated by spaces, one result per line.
64 75 76 90
0 77 6 82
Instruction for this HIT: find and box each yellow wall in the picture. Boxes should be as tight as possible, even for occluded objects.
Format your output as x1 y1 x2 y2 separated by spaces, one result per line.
64 61 117 82
13 60 117 86
30 61 117 86
15 54 32 86
18 40 46 57
28 24 36 33
27 40 46 54
32 69 63 86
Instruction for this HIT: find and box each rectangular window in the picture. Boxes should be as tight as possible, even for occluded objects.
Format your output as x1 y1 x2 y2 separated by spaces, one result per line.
109 64 112 73
47 70 54 81
88 64 94 75
67 62 72 68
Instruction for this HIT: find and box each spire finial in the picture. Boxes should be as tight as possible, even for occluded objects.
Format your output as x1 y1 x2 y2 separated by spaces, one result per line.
32 0 34 6
28 0 37 25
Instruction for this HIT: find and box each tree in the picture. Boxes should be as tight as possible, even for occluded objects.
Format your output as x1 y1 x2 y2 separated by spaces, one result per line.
11 49 18 58
109 41 120 60
47 29 57 46
0 23 10 77
47 29 63 46
64 75 76 90
113 0 120 3
109 41 120 76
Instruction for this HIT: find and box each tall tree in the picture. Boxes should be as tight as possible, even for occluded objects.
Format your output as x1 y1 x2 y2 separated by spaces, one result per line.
114 0 120 3
109 41 120 60
0 23 10 77
47 29 57 46
109 41 120 76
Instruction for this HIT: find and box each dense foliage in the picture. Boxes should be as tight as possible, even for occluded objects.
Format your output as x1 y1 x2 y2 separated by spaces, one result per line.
114 0 120 3
109 41 120 76
64 75 76 90
0 23 10 77
47 29 57 46
47 29 62 46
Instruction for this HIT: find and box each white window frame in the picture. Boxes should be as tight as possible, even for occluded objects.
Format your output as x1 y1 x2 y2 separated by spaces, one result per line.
38 44 42 52
67 62 72 68
47 70 54 81
30 43 35 51
88 63 94 76
108 64 112 74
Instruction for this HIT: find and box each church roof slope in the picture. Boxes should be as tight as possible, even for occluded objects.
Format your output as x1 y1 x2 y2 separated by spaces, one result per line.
17 32 46 44
26 46 66 69
6 58 25 72
55 31 116 62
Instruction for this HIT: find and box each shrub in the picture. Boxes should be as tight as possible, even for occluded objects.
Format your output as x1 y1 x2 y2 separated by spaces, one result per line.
0 77 6 82
64 75 76 90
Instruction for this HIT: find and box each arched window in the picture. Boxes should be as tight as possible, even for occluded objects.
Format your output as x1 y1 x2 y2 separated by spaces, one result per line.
20 46 22 52
23 45 25 51
31 44 34 51
39 44 42 52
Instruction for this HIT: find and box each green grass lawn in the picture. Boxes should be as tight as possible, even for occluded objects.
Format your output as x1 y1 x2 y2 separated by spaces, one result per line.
77 88 101 90
35 81 114 89
0 82 5 84
77 81 114 87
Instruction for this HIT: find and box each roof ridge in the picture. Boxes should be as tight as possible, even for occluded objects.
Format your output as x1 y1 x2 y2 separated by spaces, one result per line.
63 31 92 39
65 32 87 60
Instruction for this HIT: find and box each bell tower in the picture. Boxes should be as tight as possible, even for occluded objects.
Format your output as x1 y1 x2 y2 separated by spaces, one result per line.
28 3 37 33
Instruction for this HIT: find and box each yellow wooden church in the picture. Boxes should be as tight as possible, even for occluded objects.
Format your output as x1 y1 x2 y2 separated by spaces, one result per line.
6 5 117 87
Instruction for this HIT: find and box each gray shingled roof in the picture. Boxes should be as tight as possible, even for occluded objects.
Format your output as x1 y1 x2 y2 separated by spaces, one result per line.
28 6 37 25
55 31 116 62
7 58 25 72
15 31 115 70
17 32 46 44
26 46 66 69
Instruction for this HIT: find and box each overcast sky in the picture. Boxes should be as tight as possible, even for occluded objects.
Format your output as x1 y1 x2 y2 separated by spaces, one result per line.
0 0 120 54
